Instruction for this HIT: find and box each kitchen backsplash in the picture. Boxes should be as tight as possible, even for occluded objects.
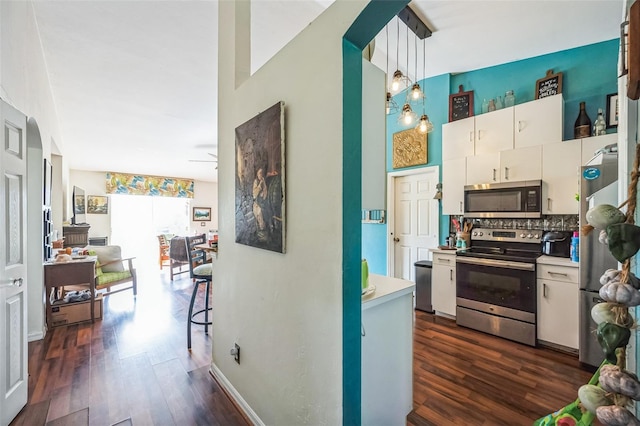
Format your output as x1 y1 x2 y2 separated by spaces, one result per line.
468 215 579 231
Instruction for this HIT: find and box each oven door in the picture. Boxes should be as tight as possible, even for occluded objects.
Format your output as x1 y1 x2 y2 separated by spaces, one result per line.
456 257 536 314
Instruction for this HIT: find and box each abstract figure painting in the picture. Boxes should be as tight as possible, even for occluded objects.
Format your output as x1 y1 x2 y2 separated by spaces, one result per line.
235 102 286 253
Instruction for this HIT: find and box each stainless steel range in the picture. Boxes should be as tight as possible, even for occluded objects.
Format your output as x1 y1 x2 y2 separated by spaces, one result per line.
455 228 542 346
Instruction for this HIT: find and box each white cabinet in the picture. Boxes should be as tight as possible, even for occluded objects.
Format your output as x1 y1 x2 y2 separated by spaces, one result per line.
442 157 466 215
466 146 541 185
537 263 579 349
514 94 563 148
466 153 500 184
500 145 542 182
581 133 618 164
474 107 514 155
442 116 475 161
542 140 581 214
432 252 456 317
362 275 414 426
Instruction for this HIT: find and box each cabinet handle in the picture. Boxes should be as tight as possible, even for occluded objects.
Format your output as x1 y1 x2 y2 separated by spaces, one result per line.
459 201 463 212
361 323 366 337
450 269 453 281
469 131 473 143
548 271 568 277
504 167 509 180
547 197 551 211
492 169 497 181
518 120 524 132
477 130 482 141
437 258 450 262
543 283 548 298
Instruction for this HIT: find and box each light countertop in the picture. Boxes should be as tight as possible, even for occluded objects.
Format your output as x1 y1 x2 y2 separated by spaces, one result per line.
429 247 459 254
537 255 578 267
362 274 415 310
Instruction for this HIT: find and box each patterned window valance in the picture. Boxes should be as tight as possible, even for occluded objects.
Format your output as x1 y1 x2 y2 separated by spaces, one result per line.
106 172 194 198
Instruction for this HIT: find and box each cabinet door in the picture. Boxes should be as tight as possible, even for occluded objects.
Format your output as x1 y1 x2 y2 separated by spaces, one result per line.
442 158 466 215
474 107 514 155
514 94 563 148
500 145 541 182
581 133 618 164
432 257 456 317
442 116 475 161
537 278 579 349
542 140 580 214
466 153 500 185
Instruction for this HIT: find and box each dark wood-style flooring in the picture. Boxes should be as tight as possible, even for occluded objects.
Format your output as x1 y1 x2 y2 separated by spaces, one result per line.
12 262 594 425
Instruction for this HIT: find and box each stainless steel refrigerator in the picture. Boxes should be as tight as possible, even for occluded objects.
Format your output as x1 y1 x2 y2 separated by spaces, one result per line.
579 150 618 367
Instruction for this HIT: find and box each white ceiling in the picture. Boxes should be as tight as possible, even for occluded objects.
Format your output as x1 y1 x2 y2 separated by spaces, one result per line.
31 0 623 183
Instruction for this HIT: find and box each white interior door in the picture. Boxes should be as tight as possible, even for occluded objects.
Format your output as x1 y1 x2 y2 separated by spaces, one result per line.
0 100 28 424
391 168 439 281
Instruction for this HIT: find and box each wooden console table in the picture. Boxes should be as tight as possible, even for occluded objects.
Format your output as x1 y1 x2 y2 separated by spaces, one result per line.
44 258 97 327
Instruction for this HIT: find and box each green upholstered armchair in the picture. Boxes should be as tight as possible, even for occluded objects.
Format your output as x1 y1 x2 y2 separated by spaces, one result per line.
87 245 137 296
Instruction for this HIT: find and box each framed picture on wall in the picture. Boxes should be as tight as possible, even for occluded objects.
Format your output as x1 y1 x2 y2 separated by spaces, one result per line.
193 207 211 221
87 195 109 214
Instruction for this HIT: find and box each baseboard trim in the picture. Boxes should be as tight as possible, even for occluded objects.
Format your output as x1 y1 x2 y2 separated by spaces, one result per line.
209 362 264 426
28 330 45 342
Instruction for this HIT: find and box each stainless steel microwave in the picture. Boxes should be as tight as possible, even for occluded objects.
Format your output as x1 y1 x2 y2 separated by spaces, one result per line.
463 180 542 218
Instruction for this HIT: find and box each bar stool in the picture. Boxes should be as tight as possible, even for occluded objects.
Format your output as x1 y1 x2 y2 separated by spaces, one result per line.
185 234 213 350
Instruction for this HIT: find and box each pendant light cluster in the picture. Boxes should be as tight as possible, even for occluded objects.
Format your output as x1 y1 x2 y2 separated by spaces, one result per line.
385 11 433 134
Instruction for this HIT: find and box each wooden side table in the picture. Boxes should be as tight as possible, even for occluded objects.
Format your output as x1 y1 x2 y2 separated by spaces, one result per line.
44 258 97 327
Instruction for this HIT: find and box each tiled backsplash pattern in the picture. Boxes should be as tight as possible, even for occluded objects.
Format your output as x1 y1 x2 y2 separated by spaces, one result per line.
469 215 579 231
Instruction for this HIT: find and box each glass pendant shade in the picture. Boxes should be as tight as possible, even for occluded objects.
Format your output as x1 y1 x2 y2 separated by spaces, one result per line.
390 70 409 93
409 83 425 103
416 114 433 134
399 103 417 125
386 92 399 115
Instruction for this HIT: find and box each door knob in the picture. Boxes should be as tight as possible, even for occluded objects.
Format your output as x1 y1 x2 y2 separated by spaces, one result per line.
393 237 400 243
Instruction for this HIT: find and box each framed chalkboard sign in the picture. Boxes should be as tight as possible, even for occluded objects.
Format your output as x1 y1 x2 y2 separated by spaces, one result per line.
449 85 474 122
535 69 563 99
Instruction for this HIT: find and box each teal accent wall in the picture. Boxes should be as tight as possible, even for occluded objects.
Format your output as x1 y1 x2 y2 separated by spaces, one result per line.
362 39 619 276
362 223 387 275
451 39 619 141
342 1 408 424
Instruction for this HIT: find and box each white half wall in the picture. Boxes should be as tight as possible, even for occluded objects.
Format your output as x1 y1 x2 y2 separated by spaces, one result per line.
1 2 66 341
216 1 368 424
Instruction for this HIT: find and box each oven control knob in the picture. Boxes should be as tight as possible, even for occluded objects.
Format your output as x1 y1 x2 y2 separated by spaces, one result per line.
520 233 525 238
534 233 539 239
527 233 533 239
472 232 477 236
478 232 483 237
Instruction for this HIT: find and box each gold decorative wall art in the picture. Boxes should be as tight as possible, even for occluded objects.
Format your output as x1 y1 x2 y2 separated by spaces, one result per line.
392 128 427 169
105 172 194 198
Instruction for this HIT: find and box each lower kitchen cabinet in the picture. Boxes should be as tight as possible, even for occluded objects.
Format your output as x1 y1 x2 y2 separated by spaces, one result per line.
432 252 456 317
537 262 579 349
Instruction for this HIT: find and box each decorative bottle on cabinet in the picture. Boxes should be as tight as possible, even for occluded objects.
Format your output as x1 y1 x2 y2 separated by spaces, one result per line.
593 108 607 136
574 101 591 139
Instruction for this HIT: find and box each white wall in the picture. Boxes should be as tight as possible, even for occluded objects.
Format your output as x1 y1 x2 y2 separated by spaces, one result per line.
215 1 368 424
190 180 218 234
1 3 66 341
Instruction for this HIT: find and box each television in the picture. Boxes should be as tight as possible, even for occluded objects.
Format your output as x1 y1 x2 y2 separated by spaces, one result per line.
72 186 87 225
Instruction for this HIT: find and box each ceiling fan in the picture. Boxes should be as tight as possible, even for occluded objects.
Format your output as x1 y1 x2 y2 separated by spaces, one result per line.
188 153 218 163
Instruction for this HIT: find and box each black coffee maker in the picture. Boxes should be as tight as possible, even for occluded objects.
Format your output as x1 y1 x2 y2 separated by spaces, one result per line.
541 231 573 258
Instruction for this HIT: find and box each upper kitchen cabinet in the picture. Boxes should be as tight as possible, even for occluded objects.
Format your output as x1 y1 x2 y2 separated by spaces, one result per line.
442 157 466 215
466 145 541 185
474 107 514 155
542 140 581 214
514 94 563 148
442 116 475 161
361 61 386 210
581 133 618 164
